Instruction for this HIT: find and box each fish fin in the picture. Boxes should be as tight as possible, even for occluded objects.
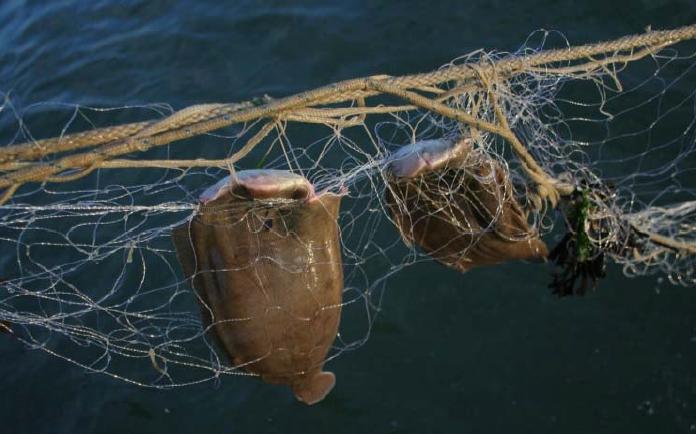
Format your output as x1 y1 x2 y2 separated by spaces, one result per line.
398 230 413 248
529 239 549 261
171 222 220 342
292 371 335 405
314 192 343 220
171 222 196 279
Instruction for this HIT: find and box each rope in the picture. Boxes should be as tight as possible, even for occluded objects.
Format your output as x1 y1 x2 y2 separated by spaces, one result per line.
0 24 694 203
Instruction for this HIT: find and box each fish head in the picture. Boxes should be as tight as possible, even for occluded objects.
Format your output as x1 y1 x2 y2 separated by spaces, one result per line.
386 137 472 179
199 169 316 204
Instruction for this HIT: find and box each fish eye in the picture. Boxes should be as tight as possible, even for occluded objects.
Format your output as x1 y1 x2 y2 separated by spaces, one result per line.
231 184 251 199
291 189 307 200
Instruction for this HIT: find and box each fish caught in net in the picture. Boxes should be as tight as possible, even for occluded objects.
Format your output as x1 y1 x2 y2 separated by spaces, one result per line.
385 137 548 272
172 170 343 404
0 25 695 402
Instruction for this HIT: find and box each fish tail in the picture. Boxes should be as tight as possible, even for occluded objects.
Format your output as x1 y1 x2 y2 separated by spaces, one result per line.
292 371 335 405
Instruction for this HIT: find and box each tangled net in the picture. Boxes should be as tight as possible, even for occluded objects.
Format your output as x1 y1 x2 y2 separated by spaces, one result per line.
0 25 695 388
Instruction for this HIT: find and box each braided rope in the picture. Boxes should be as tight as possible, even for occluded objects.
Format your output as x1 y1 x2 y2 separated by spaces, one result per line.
0 24 694 202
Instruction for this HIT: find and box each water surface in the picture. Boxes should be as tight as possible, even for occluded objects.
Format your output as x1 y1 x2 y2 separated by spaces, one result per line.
1 1 696 433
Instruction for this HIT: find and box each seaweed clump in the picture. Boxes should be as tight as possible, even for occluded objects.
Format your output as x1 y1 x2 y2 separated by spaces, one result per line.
548 188 607 296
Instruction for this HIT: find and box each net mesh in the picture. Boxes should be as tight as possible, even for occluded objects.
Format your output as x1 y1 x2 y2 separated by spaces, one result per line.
0 26 695 388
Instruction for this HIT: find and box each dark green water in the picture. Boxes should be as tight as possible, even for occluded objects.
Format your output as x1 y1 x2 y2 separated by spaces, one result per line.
1 1 696 433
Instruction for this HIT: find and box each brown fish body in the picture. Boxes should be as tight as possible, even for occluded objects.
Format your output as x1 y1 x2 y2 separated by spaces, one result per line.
172 170 343 404
385 138 547 272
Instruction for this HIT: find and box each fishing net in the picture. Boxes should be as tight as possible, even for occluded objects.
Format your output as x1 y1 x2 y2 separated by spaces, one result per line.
0 25 695 389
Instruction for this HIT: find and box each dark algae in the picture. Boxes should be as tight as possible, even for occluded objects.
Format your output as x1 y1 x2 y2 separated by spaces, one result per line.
549 188 607 296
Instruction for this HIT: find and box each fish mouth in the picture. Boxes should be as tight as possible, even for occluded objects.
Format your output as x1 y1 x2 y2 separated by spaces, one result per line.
199 169 316 204
386 137 472 179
